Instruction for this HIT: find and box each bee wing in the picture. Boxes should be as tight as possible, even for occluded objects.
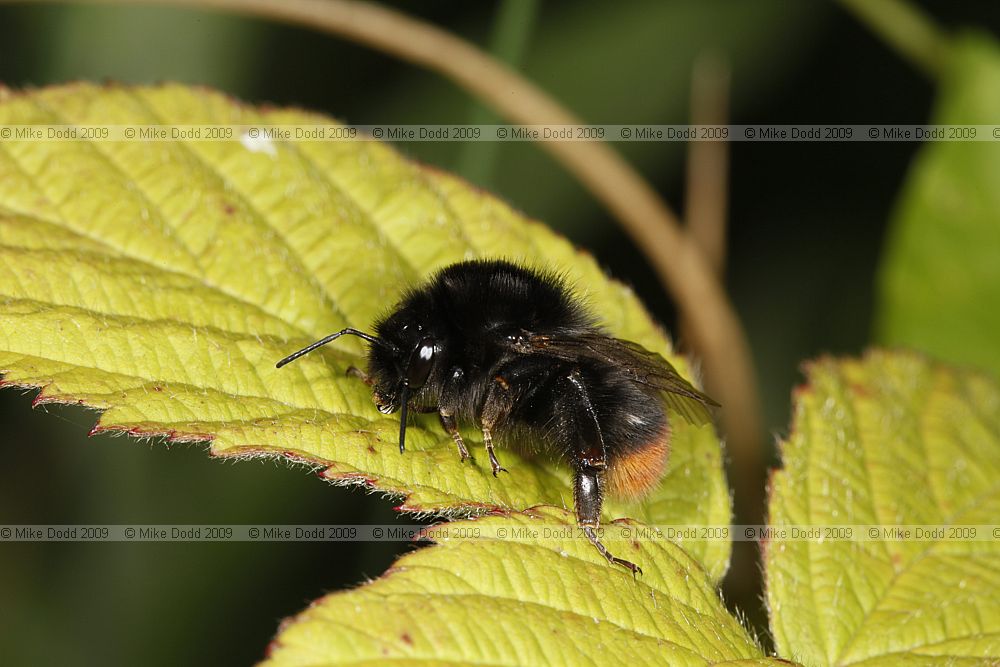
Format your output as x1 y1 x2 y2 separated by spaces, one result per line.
521 332 719 425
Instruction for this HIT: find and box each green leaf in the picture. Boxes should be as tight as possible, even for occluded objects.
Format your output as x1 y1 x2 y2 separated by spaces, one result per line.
0 83 728 577
876 32 1000 378
264 506 784 667
766 351 1000 665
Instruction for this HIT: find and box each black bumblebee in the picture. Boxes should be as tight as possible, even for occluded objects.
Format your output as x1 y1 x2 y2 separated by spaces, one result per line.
276 259 718 574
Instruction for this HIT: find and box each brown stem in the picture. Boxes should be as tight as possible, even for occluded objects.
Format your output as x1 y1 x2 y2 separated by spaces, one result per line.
680 51 763 523
684 52 730 278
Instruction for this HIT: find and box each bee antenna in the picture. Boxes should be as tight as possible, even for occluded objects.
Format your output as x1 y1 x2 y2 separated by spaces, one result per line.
275 328 389 368
397 386 409 454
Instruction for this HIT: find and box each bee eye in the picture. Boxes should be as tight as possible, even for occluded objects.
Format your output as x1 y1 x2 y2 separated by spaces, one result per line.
405 337 436 390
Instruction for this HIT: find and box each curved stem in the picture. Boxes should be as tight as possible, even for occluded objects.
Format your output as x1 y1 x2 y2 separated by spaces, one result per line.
10 0 764 510
680 52 765 521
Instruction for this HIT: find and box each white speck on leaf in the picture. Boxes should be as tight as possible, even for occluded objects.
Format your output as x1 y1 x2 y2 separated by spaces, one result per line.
240 131 277 156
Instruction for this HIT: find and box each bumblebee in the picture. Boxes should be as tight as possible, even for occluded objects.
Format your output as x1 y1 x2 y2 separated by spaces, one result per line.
277 260 718 573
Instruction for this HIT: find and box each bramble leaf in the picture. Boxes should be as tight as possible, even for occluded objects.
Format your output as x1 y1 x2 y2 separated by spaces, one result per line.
264 506 784 667
876 32 1000 378
766 351 1000 665
0 83 728 577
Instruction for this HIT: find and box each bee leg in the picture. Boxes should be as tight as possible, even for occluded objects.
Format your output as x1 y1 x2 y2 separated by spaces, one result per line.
480 375 515 476
563 368 642 576
435 367 471 462
481 425 508 476
575 467 642 576
346 366 373 386
439 411 470 461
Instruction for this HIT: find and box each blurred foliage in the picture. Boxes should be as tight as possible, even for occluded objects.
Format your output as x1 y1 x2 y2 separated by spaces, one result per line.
398 1 827 232
0 392 402 666
38 5 267 91
877 32 1000 379
457 0 540 186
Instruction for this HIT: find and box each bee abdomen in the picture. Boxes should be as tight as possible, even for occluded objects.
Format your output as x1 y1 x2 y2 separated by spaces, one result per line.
605 421 671 499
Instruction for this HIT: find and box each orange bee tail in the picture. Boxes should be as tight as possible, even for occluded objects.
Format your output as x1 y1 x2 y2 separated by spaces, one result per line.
606 423 671 499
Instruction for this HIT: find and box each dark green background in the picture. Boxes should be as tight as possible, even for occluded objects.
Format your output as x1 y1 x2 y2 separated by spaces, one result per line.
1 1 997 664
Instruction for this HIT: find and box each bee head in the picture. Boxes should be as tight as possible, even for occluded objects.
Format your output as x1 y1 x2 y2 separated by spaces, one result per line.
368 313 440 415
275 316 439 455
